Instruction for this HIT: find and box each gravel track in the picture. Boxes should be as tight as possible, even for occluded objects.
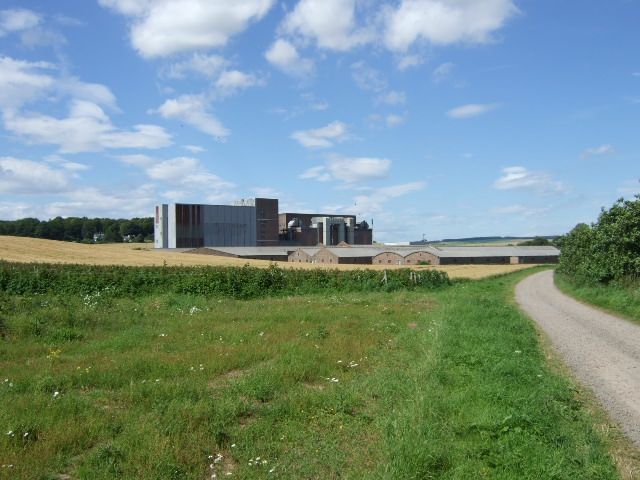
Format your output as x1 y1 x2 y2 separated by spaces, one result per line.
516 270 640 447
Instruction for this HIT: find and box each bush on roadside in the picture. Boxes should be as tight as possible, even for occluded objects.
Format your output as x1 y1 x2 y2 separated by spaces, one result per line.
558 195 640 284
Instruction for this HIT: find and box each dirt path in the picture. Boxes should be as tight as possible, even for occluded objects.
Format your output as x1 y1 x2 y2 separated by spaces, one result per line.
516 270 640 447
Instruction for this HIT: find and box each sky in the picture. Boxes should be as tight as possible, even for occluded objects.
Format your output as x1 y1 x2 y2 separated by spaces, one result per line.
0 0 638 242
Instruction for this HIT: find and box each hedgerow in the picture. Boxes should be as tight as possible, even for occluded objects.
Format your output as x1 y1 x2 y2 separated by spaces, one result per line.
0 262 450 299
557 195 640 284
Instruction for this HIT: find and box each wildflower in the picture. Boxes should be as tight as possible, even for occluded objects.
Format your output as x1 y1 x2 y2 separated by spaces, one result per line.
231 444 236 448
214 453 223 464
23 432 29 437
259 331 264 337
269 467 275 473
514 350 522 354
159 333 167 337
53 391 59 398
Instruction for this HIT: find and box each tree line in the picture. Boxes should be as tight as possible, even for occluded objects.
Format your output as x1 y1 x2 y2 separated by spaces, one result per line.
557 195 640 284
0 217 154 243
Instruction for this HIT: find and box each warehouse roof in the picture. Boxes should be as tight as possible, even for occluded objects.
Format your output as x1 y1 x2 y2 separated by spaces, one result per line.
430 246 560 258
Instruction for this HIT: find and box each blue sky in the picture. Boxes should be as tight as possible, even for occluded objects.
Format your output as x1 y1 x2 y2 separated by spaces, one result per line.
0 0 638 242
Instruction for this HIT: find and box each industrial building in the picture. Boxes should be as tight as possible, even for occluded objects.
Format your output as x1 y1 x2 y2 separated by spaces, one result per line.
287 245 560 265
154 198 373 249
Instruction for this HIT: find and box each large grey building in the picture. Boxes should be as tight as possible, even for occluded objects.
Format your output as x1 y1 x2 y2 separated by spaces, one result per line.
154 198 373 249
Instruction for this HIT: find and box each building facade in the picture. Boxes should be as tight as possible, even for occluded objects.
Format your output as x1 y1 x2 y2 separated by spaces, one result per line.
155 198 372 248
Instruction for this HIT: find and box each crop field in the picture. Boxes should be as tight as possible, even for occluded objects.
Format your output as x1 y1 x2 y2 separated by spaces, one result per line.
0 236 536 279
0 265 630 479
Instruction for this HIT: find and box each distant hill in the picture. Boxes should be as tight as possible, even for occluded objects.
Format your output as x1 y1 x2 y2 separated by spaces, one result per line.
410 236 560 246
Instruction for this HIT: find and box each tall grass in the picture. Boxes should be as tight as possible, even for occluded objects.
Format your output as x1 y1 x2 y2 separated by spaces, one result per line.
0 268 623 478
555 273 640 323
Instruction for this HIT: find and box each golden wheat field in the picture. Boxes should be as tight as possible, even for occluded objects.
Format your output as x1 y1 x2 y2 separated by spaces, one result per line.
0 236 539 279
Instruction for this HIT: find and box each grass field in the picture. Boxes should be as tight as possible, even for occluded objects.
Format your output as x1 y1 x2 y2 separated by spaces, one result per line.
555 274 640 324
0 266 632 479
0 236 536 279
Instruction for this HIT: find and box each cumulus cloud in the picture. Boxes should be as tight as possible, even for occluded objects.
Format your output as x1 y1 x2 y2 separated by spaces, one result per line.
0 56 55 110
493 166 565 193
383 0 519 52
0 156 70 194
0 8 41 36
581 144 615 159
215 70 263 97
155 94 229 139
300 155 391 184
447 103 498 119
164 53 228 79
44 184 158 219
281 0 371 51
4 100 171 153
99 0 275 57
124 156 235 198
291 121 349 149
265 39 314 77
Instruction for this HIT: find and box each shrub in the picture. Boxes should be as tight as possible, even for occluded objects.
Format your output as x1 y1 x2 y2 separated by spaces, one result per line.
0 262 450 299
558 195 640 284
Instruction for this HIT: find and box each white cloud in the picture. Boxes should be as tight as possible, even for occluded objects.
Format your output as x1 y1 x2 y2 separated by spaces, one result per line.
353 181 425 215
99 0 275 58
215 70 263 97
300 156 392 184
281 0 371 51
396 54 424 70
117 154 154 167
0 9 41 36
493 166 565 193
351 61 387 92
299 165 332 182
432 62 455 83
385 113 406 127
164 53 228 79
184 145 205 154
0 56 55 110
581 144 615 159
265 39 314 77
383 0 519 52
155 94 229 139
376 90 406 106
447 103 498 119
0 156 70 194
142 156 235 192
44 184 158 219
328 155 391 183
291 121 349 148
4 100 172 153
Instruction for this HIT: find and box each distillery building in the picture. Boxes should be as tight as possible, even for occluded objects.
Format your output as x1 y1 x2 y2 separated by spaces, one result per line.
154 198 373 249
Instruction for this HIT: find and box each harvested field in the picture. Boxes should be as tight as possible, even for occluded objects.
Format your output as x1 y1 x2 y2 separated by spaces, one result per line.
0 236 537 279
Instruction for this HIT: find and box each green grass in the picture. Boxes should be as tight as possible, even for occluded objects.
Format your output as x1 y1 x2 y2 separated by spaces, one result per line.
555 273 640 324
0 267 622 479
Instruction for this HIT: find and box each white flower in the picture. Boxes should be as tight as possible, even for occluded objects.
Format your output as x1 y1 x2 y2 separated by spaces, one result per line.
53 391 59 397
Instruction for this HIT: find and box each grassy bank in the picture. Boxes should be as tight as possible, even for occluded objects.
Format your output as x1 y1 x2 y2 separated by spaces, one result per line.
555 273 640 324
0 267 623 478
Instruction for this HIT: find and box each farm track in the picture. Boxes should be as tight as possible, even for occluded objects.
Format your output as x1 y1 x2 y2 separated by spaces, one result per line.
516 270 640 447
0 236 537 279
